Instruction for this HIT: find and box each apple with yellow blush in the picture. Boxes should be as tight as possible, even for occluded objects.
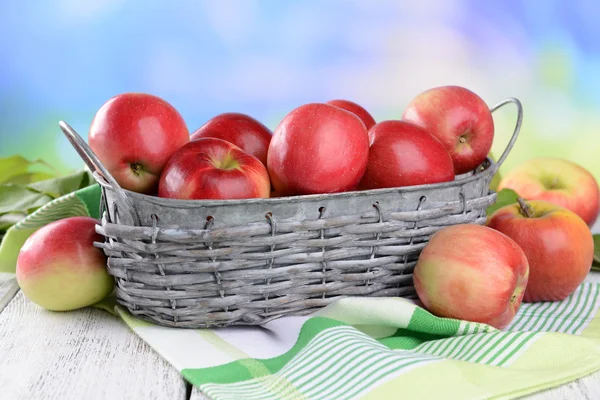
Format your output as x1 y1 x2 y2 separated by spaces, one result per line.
498 157 600 226
16 217 114 311
413 224 529 329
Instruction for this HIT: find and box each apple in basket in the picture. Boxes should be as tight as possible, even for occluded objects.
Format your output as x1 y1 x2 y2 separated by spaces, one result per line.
326 99 377 130
487 198 594 302
190 112 273 167
402 85 494 175
413 224 529 329
359 120 455 189
89 92 190 194
16 217 114 311
497 157 600 226
267 102 370 196
158 137 271 200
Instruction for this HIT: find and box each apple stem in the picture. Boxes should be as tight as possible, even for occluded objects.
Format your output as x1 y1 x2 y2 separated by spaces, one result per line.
130 162 143 177
517 197 534 218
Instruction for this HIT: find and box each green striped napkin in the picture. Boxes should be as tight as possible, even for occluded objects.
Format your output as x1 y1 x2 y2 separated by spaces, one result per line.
3 185 600 400
110 283 600 400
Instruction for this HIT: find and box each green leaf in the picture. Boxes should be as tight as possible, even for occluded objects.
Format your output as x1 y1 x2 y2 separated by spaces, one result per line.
4 172 56 185
0 168 96 243
0 155 57 184
0 184 54 214
0 155 35 183
486 188 519 217
27 169 94 199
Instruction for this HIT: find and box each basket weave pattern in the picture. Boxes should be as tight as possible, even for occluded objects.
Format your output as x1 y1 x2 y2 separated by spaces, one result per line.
93 175 494 327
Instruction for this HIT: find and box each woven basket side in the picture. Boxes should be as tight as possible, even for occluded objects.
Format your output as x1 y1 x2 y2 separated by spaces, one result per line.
100 182 494 328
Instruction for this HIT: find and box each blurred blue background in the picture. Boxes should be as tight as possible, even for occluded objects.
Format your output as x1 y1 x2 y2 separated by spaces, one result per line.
1 0 600 178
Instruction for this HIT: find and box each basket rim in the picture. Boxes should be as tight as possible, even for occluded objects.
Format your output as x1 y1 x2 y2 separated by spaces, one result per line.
97 157 495 209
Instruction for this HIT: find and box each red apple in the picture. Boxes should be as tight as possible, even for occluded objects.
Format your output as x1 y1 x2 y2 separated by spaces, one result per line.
267 103 369 196
486 198 594 302
190 112 272 166
89 92 189 194
402 85 494 175
16 217 114 311
497 157 600 226
359 120 455 189
158 138 270 200
414 224 529 329
326 99 377 130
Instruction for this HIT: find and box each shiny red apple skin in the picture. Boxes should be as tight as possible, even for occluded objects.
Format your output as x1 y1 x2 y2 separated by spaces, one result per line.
414 224 529 329
402 85 494 175
498 157 600 226
190 112 272 166
326 99 377 130
267 103 370 196
89 92 189 194
359 120 455 189
486 199 594 302
158 138 270 200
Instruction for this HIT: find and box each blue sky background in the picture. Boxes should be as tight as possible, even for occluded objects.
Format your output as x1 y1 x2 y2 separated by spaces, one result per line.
1 0 600 178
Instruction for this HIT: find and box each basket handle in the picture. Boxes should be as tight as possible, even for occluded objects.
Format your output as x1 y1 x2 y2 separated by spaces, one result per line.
489 97 523 170
59 121 123 190
59 120 139 225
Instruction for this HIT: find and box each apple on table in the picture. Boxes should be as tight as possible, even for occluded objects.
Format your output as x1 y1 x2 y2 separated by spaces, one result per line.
497 157 600 226
16 217 114 311
413 224 529 329
487 197 594 302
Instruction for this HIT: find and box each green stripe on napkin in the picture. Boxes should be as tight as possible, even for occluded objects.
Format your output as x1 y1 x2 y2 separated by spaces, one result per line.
165 284 600 400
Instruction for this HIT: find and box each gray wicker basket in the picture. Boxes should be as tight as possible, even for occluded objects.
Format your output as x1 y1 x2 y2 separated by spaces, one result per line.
59 97 522 328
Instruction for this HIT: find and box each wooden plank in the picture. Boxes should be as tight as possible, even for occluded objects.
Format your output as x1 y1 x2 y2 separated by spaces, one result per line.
0 273 19 313
0 291 187 400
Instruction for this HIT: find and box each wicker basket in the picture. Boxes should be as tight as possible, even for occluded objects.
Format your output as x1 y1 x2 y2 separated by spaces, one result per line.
59 97 522 328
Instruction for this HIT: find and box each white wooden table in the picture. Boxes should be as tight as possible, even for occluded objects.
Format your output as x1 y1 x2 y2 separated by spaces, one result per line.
2 225 600 399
